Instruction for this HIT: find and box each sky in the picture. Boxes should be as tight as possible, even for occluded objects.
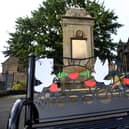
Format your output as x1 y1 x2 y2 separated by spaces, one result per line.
100 0 129 42
0 0 42 72
0 0 129 72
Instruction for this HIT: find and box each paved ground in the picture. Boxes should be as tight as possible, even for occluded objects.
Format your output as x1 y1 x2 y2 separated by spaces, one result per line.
0 95 25 129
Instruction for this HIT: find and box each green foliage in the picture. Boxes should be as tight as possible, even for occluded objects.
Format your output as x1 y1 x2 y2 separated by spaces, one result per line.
12 80 26 91
80 71 91 79
85 0 122 59
4 0 122 64
57 72 68 79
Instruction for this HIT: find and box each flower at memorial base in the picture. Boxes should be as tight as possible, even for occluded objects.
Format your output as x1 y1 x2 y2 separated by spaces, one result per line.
68 72 79 80
122 78 129 85
49 83 61 92
84 80 96 87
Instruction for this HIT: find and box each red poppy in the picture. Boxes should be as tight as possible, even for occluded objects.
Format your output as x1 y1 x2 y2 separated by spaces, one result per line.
68 72 79 80
122 78 129 85
49 83 61 92
84 80 96 87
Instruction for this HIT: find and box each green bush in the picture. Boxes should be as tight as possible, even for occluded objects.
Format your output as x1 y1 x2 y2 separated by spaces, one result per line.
12 80 26 91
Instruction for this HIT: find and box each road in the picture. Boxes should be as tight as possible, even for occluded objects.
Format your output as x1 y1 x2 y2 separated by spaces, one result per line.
1 93 129 129
0 95 25 129
36 95 129 122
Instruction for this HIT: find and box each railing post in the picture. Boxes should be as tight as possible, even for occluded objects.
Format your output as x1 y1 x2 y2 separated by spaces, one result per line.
25 53 35 128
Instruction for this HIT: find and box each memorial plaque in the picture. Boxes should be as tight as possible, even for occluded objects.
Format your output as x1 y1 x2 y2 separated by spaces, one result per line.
71 39 87 58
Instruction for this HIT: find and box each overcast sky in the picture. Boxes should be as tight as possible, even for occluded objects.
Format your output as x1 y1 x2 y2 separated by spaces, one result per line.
0 0 129 72
99 0 129 42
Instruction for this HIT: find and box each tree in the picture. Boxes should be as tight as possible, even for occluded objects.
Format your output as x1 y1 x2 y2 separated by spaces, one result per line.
85 0 122 59
4 0 122 64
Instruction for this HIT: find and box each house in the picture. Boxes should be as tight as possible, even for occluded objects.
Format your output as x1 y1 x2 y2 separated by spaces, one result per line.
117 38 129 72
1 56 27 89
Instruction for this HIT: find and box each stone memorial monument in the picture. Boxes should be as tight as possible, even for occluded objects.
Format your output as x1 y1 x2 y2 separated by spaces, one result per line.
62 7 94 59
62 7 94 72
